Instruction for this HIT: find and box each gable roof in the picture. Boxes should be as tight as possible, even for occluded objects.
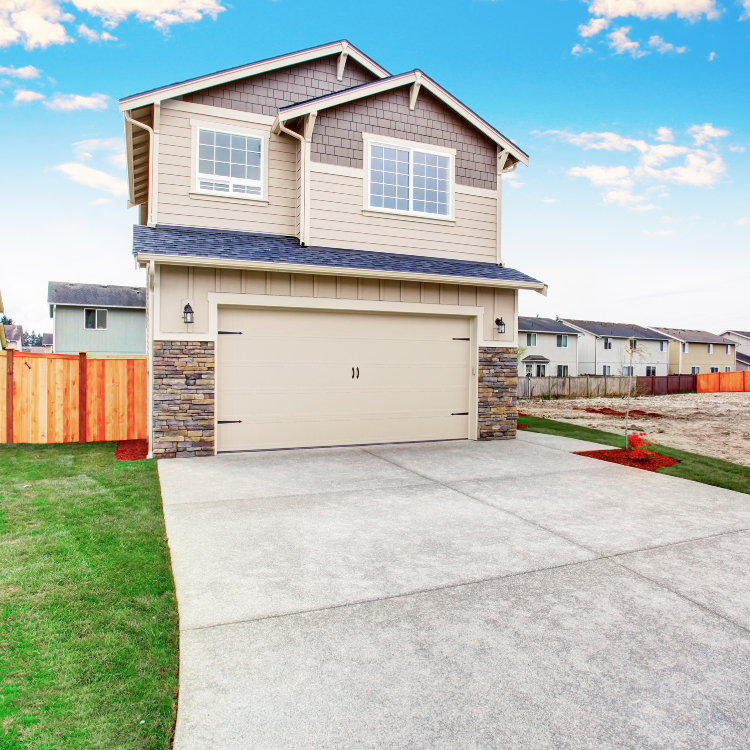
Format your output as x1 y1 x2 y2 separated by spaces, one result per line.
119 40 389 110
737 352 750 366
564 320 669 341
276 70 528 165
42 332 53 347
518 316 580 335
721 330 750 339
4 324 22 343
48 282 146 309
651 327 735 345
133 225 546 292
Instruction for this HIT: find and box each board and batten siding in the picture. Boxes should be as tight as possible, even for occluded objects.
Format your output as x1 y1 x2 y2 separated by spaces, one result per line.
54 306 146 354
308 171 498 262
157 264 516 345
157 106 298 236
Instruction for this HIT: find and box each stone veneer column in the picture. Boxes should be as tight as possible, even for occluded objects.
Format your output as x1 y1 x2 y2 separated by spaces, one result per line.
152 341 215 458
478 346 518 440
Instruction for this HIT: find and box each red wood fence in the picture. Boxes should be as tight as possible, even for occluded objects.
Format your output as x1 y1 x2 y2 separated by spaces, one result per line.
697 371 750 393
636 375 697 396
1 351 147 444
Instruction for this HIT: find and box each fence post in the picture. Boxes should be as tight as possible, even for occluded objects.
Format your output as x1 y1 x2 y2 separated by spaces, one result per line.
78 352 87 443
6 349 13 444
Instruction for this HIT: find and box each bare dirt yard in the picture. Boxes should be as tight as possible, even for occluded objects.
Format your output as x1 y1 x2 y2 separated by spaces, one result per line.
520 392 750 467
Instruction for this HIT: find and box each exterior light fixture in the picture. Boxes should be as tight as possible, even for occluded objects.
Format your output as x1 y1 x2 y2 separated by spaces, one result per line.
495 317 506 334
183 303 194 324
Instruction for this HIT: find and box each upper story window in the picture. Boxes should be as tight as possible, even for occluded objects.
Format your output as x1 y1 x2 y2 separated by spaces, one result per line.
526 333 537 347
556 334 568 348
197 128 263 198
660 341 666 352
629 338 637 349
368 142 452 218
84 308 107 330
707 343 713 354
681 342 689 353
726 345 731 355
603 337 612 350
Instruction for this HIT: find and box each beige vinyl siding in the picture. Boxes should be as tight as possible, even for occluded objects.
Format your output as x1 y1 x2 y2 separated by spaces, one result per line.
157 107 297 235
157 264 516 345
308 171 497 262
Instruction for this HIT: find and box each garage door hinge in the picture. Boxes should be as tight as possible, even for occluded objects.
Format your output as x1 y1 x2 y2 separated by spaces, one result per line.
218 331 243 335
218 420 243 424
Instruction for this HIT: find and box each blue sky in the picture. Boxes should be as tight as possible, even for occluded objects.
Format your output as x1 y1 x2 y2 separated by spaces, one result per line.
1 0 748 335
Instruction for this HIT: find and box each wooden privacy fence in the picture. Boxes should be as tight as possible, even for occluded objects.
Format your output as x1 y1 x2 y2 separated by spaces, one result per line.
519 374 697 400
697 371 750 393
1 351 147 444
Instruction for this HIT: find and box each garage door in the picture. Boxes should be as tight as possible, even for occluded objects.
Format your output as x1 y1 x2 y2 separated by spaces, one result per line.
216 306 472 451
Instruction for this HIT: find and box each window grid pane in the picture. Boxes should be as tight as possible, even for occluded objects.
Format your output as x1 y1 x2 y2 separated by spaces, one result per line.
198 129 262 194
96 309 107 329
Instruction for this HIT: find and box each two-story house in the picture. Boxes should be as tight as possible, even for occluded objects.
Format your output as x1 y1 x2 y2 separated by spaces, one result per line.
720 330 750 371
48 282 147 354
518 317 580 377
120 41 546 458
563 320 670 377
650 327 736 374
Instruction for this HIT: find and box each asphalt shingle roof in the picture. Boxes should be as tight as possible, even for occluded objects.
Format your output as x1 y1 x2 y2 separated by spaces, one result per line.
48 282 146 309
133 225 544 286
652 327 735 345
564 319 668 341
736 352 750 366
724 330 750 339
518 316 579 335
4 324 22 342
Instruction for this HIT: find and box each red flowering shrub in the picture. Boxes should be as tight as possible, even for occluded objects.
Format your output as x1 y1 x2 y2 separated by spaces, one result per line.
626 432 654 461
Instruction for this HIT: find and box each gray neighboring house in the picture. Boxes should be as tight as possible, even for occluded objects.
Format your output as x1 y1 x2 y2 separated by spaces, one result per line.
518 317 581 377
3 324 23 350
48 282 147 354
720 330 750 371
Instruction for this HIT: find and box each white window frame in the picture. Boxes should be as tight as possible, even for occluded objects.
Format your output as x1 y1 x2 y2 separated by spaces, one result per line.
692 366 700 375
556 334 568 348
557 364 569 377
84 308 107 331
190 119 270 203
707 343 713 354
646 366 657 376
622 365 634 376
660 341 666 352
629 338 637 350
526 333 537 347
710 367 719 373
603 337 612 350
603 365 611 376
362 132 456 222
682 342 689 353
536 363 546 377
725 367 731 372
726 345 731 355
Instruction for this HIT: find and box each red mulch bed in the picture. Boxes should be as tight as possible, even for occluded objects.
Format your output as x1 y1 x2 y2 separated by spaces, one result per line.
115 439 149 461
574 448 680 472
575 406 664 418
517 423 530 429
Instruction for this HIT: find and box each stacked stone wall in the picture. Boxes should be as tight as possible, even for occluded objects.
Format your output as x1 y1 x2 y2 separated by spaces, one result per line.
478 346 518 439
152 341 215 458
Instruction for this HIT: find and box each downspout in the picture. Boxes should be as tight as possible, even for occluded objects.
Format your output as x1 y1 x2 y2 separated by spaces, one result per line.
274 115 307 245
146 260 155 458
123 111 156 227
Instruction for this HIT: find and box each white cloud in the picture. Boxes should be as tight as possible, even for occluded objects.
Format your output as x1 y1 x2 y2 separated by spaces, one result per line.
77 23 116 40
586 0 719 21
629 203 658 211
542 197 559 203
649 35 686 53
655 127 674 142
729 145 746 152
13 87 44 102
660 215 676 222
91 196 112 205
736 217 748 226
643 229 675 237
45 92 109 110
688 122 729 145
73 136 123 154
708 51 715 60
569 164 633 187
0 63 40 78
53 162 127 195
502 172 523 188
0 0 223 49
603 189 645 205
643 151 726 186
609 27 648 57
579 17 609 36
741 0 750 19
572 44 593 55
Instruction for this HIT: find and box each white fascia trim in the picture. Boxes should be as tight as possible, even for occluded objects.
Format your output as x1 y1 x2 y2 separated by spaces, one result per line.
119 42 389 111
135 252 547 293
165 99 276 126
279 71 529 167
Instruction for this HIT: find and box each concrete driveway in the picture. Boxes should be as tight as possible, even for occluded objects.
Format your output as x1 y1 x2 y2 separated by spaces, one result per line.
158 432 750 749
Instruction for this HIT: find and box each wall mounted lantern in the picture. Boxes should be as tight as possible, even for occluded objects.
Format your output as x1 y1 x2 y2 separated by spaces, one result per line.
183 303 194 324
495 317 506 334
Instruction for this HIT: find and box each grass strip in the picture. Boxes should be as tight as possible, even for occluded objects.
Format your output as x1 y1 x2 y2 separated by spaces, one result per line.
518 414 750 496
0 442 178 749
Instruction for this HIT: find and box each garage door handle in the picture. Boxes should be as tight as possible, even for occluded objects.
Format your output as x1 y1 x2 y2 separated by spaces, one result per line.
352 367 355 379
218 420 242 424
356 367 359 379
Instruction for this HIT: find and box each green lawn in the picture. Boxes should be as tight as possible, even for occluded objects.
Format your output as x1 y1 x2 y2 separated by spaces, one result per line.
518 415 750 496
0 442 178 749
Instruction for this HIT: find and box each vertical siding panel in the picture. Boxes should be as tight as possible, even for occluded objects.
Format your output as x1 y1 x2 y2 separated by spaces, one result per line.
38 357 48 444
70 358 79 443
47 358 57 443
126 359 135 439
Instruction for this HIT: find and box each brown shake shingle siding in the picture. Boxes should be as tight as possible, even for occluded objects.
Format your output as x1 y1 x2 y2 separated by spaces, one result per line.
183 56 377 117
309 86 498 190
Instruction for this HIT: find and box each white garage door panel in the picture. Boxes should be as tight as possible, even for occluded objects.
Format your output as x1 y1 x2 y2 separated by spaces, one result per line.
217 307 471 451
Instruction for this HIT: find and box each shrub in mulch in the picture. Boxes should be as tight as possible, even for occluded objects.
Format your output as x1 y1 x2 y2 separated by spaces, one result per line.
574 448 680 472
115 439 149 461
517 423 531 429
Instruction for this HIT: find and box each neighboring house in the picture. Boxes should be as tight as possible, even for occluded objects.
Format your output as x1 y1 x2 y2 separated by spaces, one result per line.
43 332 53 352
120 40 547 458
736 352 750 372
48 282 147 354
518 317 580 377
650 328 736 374
721 330 750 361
563 320 670 376
4 324 23 350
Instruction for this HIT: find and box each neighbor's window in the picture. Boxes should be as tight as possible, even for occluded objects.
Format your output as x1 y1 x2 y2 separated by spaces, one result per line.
84 308 107 330
692 366 700 375
646 366 656 376
725 367 731 372
557 365 569 377
660 341 666 352
556 334 568 348
681 342 689 353
707 343 713 354
603 337 612 350
623 366 634 376
710 367 719 373
526 333 537 347
629 339 637 349
726 345 731 355
525 364 533 377
536 364 546 377
197 128 263 197
369 143 451 217
603 365 611 375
